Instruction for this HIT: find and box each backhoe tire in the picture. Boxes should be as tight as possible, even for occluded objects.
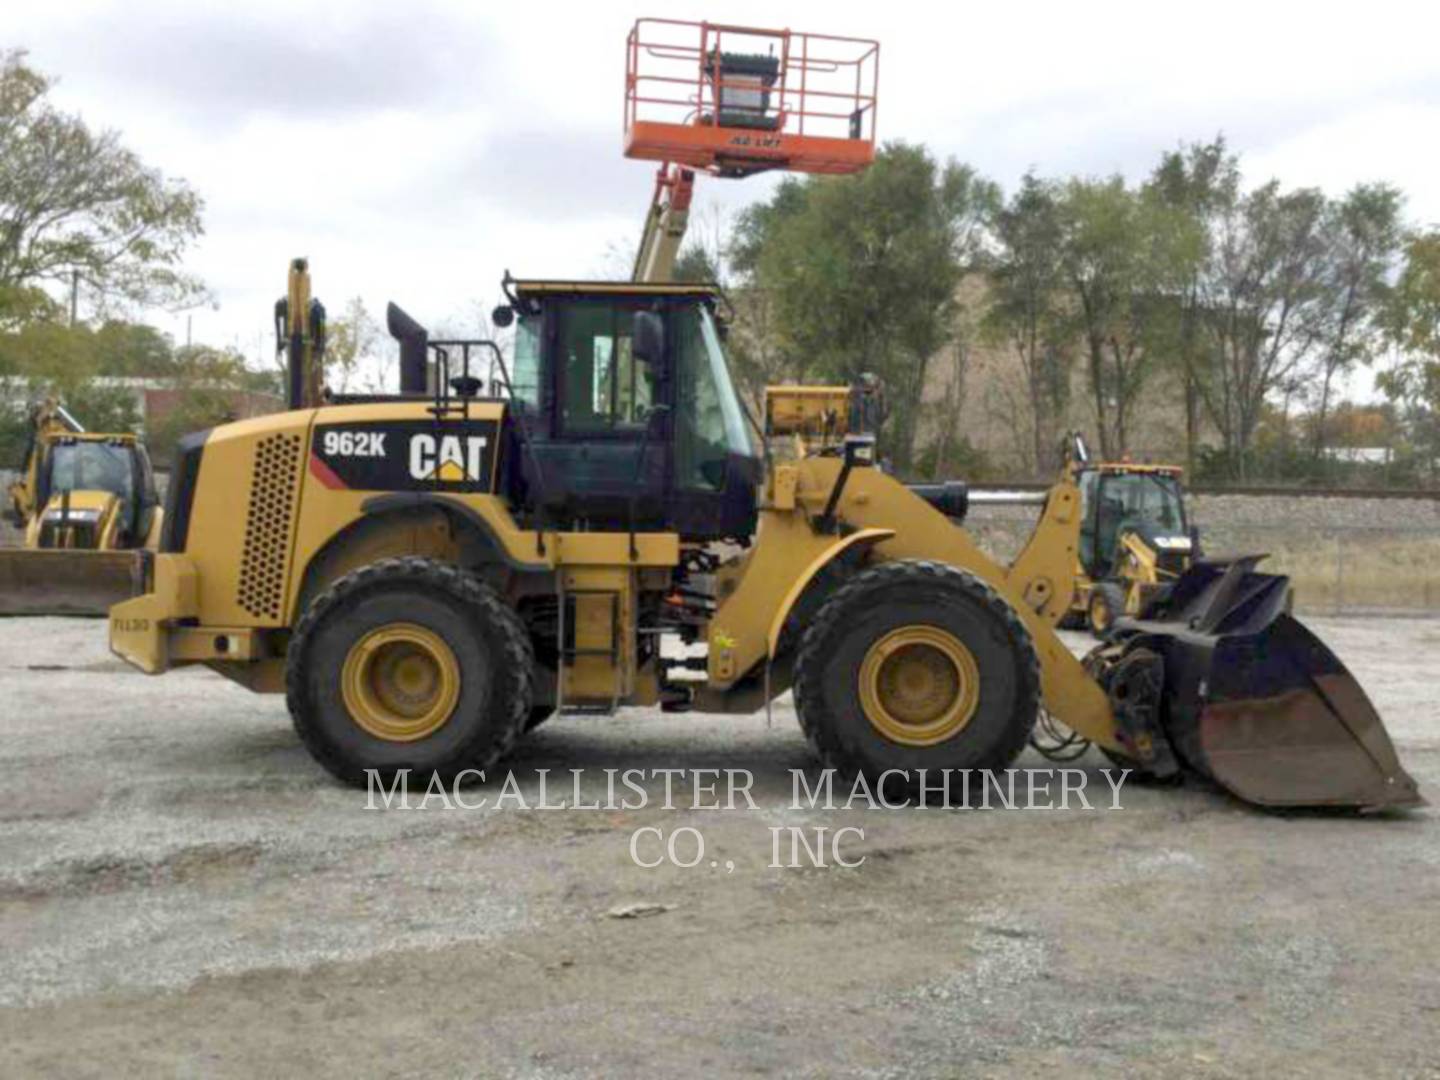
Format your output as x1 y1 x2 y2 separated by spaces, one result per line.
1087 582 1126 637
794 560 1040 803
286 556 533 787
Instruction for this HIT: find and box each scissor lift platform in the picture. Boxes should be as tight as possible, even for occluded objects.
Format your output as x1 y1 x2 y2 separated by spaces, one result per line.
624 18 879 178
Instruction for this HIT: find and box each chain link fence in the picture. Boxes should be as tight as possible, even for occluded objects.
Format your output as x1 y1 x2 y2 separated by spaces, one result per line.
4 466 1437 615
966 495 1440 617
1196 525 1440 616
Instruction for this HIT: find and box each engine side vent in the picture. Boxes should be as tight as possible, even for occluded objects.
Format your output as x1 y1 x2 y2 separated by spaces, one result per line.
237 434 301 620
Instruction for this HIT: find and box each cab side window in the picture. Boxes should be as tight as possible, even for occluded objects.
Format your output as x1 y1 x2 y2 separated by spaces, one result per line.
559 303 656 433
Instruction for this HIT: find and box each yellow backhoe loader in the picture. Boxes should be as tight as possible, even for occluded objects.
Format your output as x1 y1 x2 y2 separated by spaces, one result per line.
1 400 161 615
108 271 1422 811
979 435 1198 636
1066 439 1195 635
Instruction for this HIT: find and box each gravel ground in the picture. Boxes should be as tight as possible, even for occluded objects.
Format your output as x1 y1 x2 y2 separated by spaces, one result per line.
0 615 1437 1077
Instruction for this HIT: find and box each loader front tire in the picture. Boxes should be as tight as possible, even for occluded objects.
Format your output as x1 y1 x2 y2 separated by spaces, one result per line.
794 560 1040 802
286 557 533 787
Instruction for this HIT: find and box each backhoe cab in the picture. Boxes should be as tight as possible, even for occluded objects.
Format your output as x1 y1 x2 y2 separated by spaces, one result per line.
1 400 161 615
10 428 161 552
1065 436 1195 634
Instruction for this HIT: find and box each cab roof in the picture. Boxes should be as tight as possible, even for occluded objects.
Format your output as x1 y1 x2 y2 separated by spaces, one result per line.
45 431 139 445
1090 462 1183 475
512 279 721 300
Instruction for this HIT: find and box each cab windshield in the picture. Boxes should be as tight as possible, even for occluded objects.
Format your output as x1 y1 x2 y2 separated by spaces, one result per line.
674 305 753 489
1081 470 1185 575
46 441 135 504
1101 473 1185 532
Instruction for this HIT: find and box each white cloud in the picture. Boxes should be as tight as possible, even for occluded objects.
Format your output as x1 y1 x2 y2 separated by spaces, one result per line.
8 0 1439 388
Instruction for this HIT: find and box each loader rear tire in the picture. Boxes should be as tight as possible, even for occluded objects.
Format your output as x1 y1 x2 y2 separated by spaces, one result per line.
794 560 1040 803
286 557 533 787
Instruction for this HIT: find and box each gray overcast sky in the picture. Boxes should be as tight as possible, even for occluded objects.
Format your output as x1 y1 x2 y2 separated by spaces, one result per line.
10 0 1440 375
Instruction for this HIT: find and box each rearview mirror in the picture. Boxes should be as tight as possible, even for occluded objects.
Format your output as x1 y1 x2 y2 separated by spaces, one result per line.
632 311 665 366
491 304 514 328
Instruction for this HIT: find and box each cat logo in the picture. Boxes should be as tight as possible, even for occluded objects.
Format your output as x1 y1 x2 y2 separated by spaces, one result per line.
409 433 488 483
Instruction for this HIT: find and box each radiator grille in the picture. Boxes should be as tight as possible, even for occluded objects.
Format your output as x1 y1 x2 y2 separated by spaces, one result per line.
237 434 301 620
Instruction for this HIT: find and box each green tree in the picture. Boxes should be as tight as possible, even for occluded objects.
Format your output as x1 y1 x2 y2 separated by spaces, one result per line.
324 297 383 393
984 173 1072 476
0 50 205 323
731 142 998 471
673 244 721 284
1194 180 1333 480
1304 184 1404 469
146 344 275 465
1378 230 1440 479
1054 175 1194 459
92 320 176 376
1146 138 1237 474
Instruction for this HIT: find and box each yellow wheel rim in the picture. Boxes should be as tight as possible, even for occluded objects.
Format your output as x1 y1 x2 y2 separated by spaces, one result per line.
858 625 981 747
340 623 461 742
1091 592 1112 631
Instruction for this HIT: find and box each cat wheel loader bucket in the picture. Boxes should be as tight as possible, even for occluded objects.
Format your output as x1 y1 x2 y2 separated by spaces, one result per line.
1099 556 1423 811
0 549 146 616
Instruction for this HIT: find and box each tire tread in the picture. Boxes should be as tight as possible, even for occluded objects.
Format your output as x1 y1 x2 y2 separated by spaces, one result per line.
285 556 533 785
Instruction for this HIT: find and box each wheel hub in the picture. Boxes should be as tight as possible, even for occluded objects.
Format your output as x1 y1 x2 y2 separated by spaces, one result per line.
1091 591 1112 630
341 623 461 742
858 625 980 746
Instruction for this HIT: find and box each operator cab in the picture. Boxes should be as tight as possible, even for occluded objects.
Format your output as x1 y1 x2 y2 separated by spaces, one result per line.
1077 466 1189 579
496 280 761 540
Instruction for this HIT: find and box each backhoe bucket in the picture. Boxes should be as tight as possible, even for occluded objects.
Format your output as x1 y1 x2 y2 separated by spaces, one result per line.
0 549 146 616
1115 556 1423 811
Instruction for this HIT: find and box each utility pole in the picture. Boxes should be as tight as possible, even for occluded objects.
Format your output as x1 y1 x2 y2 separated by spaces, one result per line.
69 269 79 327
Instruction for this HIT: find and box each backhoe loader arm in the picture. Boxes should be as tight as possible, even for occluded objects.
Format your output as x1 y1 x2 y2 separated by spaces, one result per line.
276 258 326 409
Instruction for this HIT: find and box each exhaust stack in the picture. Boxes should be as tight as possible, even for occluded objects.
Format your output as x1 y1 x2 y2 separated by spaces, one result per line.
387 303 429 395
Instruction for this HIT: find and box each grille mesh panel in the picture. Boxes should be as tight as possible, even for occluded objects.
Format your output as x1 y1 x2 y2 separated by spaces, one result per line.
237 434 301 620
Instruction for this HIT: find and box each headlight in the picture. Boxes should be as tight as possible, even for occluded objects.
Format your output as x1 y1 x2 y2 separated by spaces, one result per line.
44 507 102 523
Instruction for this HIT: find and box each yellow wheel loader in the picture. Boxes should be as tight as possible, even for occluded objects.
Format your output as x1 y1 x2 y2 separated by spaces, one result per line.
1 400 162 615
107 273 1421 811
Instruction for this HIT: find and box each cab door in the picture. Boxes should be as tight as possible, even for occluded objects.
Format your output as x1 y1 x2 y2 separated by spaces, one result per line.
525 298 671 531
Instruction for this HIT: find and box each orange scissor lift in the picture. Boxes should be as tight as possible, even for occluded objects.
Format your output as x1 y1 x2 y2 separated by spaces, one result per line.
624 18 879 280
